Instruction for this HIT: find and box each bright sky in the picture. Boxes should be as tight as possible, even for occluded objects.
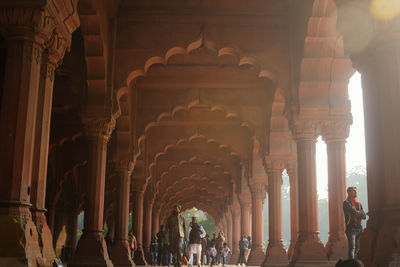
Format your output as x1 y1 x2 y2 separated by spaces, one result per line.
316 72 366 199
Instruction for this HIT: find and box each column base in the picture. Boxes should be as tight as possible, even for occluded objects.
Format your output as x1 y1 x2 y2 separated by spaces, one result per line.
110 239 134 267
289 233 327 266
290 260 337 267
262 242 288 267
247 246 265 266
133 245 147 265
228 252 239 264
0 207 42 267
32 210 57 266
69 230 113 267
325 233 347 261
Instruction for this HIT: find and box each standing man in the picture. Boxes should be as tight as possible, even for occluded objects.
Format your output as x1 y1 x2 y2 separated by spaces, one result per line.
343 186 366 259
237 235 248 266
188 216 206 267
129 231 137 261
167 204 186 267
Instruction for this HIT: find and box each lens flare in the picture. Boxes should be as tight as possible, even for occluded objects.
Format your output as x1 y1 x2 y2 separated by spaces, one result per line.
370 0 400 21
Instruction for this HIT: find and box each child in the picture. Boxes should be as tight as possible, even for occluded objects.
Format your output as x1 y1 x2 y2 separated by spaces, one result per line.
150 236 159 266
220 242 231 267
208 244 217 267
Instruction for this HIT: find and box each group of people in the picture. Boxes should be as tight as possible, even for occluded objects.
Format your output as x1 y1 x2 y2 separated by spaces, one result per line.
129 185 366 267
148 205 233 267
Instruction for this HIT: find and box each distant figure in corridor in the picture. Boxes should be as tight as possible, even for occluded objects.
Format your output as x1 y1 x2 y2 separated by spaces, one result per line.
150 236 159 266
157 225 169 265
188 216 206 267
335 259 364 267
167 204 186 267
343 186 366 259
215 231 225 265
129 231 137 260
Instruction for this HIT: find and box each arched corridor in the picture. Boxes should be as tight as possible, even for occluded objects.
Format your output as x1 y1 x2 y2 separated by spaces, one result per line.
0 0 400 267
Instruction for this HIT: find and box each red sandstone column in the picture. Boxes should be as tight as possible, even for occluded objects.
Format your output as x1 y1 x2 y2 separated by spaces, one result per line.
69 118 115 267
290 121 327 265
247 182 266 266
352 40 400 266
322 122 350 260
110 160 134 267
143 197 154 254
263 169 288 266
239 189 251 237
133 189 147 265
0 8 52 265
287 167 299 260
230 201 241 263
227 209 233 251
30 35 67 266
152 207 160 238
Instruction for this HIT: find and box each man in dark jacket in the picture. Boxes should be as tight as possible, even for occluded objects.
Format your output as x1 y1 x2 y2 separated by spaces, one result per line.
188 216 206 267
343 186 366 259
157 225 169 265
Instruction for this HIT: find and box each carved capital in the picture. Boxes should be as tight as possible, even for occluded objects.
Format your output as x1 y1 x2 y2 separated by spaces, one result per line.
115 159 135 177
265 157 285 175
249 182 267 199
45 32 68 65
291 118 319 142
83 117 116 144
321 119 351 142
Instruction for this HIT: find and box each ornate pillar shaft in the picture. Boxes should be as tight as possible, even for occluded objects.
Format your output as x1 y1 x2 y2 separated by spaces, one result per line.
229 205 241 264
239 190 251 237
133 189 147 265
287 168 299 259
247 183 266 266
290 123 327 265
0 8 50 266
70 118 115 267
322 125 349 260
110 161 134 267
143 200 153 253
227 209 233 251
263 170 288 266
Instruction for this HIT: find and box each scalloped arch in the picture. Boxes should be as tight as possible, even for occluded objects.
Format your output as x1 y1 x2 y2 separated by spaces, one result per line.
115 37 278 116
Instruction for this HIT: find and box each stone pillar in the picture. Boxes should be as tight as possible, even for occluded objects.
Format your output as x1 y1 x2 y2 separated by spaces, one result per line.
239 189 251 237
0 6 53 266
263 169 288 266
227 208 233 251
133 189 147 265
230 201 241 263
110 161 134 267
152 207 160 238
143 197 154 254
287 167 299 260
352 34 400 266
290 120 328 266
30 33 67 266
322 122 350 260
69 118 115 267
247 182 266 266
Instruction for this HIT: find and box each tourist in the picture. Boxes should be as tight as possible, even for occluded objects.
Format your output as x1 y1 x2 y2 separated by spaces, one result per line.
343 186 366 259
335 259 364 267
201 234 208 265
210 233 217 265
104 232 112 255
129 231 137 260
244 236 251 264
150 236 159 266
157 225 169 265
220 242 231 267
208 244 217 267
237 235 248 266
203 234 211 265
188 216 206 267
215 231 225 265
166 204 186 267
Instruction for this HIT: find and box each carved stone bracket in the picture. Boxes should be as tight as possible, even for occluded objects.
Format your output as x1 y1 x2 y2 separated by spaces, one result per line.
320 119 352 142
83 116 116 144
249 182 267 200
291 117 320 141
